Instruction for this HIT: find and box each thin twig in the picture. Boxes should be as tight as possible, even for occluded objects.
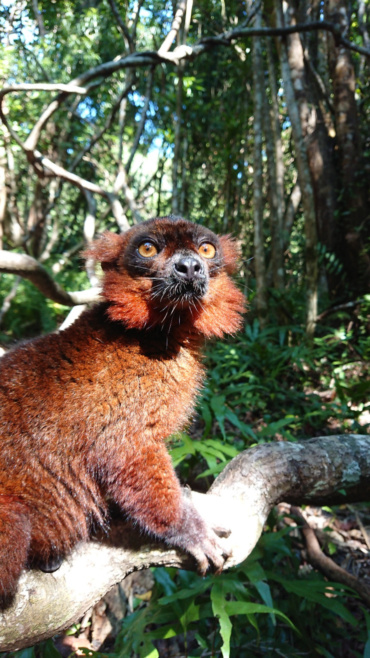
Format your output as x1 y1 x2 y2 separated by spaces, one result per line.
107 0 134 53
348 505 370 551
317 299 365 321
125 68 154 174
291 506 370 607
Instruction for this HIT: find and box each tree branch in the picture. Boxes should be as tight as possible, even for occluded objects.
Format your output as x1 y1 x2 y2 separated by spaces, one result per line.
0 19 367 225
107 0 135 53
291 506 370 607
158 0 187 56
317 298 365 321
0 250 101 306
198 21 370 58
0 434 368 651
1 19 368 156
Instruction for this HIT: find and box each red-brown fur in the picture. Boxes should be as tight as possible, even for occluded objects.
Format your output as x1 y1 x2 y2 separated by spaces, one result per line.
0 216 245 605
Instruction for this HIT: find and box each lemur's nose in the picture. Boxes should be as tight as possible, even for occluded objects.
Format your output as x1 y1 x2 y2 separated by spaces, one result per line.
174 256 204 281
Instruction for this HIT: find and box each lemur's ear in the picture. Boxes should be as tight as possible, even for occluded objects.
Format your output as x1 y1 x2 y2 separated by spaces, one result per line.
82 232 126 270
219 235 241 275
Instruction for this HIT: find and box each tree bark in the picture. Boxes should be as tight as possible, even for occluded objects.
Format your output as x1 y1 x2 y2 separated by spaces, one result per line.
171 62 184 215
284 0 338 296
266 38 284 292
274 0 318 336
326 0 370 294
252 10 268 327
0 251 101 306
0 434 369 652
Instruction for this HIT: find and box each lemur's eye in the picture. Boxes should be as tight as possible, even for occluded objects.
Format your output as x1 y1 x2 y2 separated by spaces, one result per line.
138 242 158 258
198 243 216 259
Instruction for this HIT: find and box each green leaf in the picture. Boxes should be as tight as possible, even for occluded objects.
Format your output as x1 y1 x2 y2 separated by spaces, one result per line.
224 408 257 439
268 575 358 626
224 601 295 630
179 601 201 632
154 567 177 595
210 395 227 439
363 610 370 658
256 417 295 437
211 581 232 658
158 579 211 605
201 403 213 436
9 649 35 658
239 560 267 583
38 640 63 658
254 581 274 614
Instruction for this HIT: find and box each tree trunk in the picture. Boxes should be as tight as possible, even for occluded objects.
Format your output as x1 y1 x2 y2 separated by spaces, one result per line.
326 0 370 294
266 38 284 292
252 9 268 326
171 63 184 215
274 0 318 335
285 0 339 296
0 141 6 251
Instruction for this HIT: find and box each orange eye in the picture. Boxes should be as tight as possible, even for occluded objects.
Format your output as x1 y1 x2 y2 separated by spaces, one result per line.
198 243 216 259
138 242 158 258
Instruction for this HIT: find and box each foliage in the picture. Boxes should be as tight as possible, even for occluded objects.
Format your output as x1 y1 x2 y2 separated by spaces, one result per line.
161 316 369 656
112 534 366 658
199 317 369 441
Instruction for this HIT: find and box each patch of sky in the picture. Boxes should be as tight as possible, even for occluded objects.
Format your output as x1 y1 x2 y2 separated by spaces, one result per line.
4 4 37 47
127 91 157 123
140 3 173 27
77 99 98 121
146 134 172 160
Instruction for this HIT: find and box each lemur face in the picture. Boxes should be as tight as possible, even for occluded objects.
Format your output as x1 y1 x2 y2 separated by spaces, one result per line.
84 217 245 337
121 217 223 306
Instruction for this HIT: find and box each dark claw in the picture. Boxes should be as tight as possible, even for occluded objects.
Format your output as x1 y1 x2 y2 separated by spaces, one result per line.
37 555 63 573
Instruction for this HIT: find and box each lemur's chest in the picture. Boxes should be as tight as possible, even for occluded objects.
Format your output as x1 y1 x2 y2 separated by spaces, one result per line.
101 339 204 440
